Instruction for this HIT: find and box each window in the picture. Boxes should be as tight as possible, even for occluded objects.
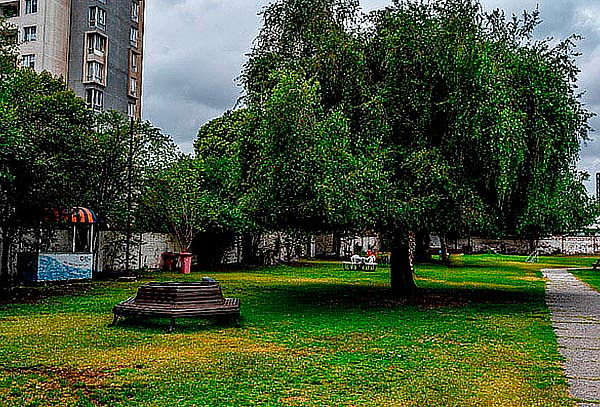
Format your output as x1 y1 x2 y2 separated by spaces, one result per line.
74 224 92 253
25 0 37 14
22 54 35 69
89 6 106 30
0 3 19 18
6 29 18 44
128 102 136 118
87 33 107 56
131 1 139 22
129 27 138 47
130 52 138 73
23 26 36 42
129 78 137 97
86 89 104 111
86 61 104 82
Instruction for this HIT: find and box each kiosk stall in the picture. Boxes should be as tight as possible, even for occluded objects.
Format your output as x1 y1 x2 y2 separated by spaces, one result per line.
19 207 97 282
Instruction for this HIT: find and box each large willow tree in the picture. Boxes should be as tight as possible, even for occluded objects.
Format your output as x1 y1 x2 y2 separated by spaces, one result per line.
202 0 595 294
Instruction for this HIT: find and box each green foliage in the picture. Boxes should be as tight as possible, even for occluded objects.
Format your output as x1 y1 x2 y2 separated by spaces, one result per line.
238 0 596 242
246 70 390 232
0 63 97 286
0 69 94 230
141 157 249 251
243 0 368 116
0 17 17 75
88 111 179 231
195 108 254 159
0 28 178 286
194 109 256 216
367 0 595 238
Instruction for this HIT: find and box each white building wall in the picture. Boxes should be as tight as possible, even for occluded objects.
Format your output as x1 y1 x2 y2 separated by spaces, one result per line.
96 232 181 272
451 236 600 256
3 0 71 77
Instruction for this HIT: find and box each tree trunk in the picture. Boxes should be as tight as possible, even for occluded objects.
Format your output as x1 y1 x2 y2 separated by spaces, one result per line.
241 232 260 265
414 231 432 263
439 235 450 265
390 231 416 296
0 228 14 293
332 232 342 259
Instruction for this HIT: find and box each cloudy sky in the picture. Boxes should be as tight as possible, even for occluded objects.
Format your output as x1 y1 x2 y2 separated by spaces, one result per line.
142 0 600 190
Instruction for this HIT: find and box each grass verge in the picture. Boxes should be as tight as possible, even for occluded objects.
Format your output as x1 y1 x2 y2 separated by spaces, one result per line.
0 254 588 406
570 268 600 292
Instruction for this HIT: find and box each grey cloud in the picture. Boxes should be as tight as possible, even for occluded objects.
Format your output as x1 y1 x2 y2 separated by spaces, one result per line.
144 93 225 151
142 0 262 149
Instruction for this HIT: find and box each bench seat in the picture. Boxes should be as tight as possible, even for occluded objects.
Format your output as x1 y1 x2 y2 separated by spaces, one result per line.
112 281 240 332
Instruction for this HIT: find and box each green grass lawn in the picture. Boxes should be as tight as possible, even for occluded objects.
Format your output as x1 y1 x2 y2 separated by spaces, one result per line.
571 267 600 292
0 255 593 406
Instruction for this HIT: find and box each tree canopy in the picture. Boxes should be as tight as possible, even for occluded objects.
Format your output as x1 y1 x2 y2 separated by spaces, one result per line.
0 21 178 288
0 64 95 287
87 111 178 231
194 0 596 294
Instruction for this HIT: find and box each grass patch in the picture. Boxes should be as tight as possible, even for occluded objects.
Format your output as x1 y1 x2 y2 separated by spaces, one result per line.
570 269 600 292
0 255 583 406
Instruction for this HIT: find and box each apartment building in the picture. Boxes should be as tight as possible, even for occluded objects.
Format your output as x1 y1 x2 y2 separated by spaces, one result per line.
0 0 145 118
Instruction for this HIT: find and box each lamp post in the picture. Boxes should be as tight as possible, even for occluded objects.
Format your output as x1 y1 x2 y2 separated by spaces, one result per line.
125 117 135 273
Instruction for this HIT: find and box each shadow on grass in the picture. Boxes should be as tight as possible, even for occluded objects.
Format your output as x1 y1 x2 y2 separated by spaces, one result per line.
0 282 99 306
112 315 241 334
102 282 542 335
245 282 543 314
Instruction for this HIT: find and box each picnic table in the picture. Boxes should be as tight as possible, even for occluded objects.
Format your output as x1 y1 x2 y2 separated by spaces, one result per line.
342 255 377 272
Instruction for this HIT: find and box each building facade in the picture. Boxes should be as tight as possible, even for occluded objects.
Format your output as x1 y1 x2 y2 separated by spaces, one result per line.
0 0 144 118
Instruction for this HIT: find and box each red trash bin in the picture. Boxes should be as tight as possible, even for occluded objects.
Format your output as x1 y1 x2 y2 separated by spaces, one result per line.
162 252 177 271
179 252 193 274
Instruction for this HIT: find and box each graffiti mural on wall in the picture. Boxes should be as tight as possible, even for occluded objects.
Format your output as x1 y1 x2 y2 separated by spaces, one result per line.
36 253 93 281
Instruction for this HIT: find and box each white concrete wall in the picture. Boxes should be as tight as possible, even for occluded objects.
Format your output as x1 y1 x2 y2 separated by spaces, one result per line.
13 229 600 277
314 234 381 258
448 236 600 256
15 229 180 272
96 232 181 272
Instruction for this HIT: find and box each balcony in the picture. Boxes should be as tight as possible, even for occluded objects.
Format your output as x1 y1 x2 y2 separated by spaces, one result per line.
0 2 20 18
5 28 17 44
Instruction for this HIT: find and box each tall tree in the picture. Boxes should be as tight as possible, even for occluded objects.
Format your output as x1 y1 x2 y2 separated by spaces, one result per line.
86 111 178 231
0 17 17 75
140 156 250 255
194 108 262 263
0 67 95 289
237 0 595 295
245 70 389 233
0 20 179 287
367 1 595 240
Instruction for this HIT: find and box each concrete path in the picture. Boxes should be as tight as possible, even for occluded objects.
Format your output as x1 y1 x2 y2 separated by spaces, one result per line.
543 269 600 406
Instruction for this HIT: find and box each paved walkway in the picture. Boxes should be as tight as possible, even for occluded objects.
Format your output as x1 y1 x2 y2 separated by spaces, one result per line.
543 269 600 407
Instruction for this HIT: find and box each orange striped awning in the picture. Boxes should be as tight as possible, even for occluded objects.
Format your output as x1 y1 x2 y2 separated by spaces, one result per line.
70 207 97 224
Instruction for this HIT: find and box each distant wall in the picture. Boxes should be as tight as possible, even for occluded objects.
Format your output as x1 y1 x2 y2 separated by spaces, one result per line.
96 232 181 272
315 233 600 258
14 229 600 278
15 230 180 273
222 232 314 265
434 235 600 256
315 234 381 258
17 230 314 273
